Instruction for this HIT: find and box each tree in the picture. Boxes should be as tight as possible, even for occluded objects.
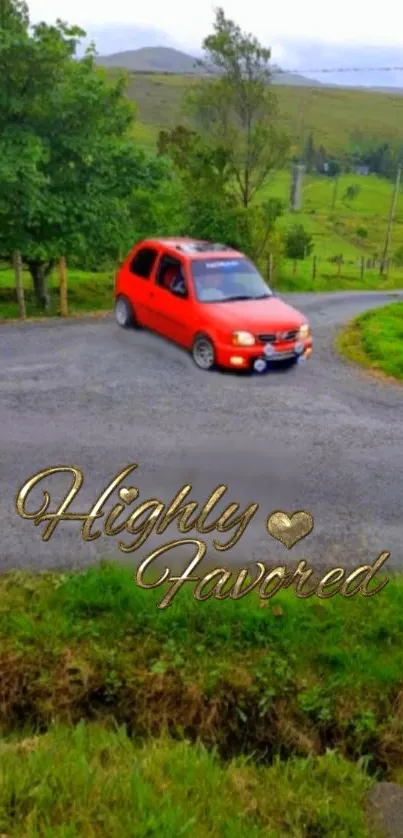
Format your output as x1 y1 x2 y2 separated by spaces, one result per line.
0 0 28 31
157 120 284 262
0 3 153 309
186 8 290 209
284 224 314 260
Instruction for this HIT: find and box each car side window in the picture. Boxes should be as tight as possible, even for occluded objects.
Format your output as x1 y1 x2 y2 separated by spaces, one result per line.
155 256 188 297
129 247 158 280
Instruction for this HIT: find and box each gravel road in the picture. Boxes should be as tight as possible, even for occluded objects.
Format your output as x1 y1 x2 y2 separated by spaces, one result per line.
1 291 402 576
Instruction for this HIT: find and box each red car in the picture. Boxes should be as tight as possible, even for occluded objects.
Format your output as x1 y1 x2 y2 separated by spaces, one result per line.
114 238 312 373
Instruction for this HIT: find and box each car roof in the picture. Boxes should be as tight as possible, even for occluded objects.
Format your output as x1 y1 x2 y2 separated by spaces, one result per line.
142 238 244 260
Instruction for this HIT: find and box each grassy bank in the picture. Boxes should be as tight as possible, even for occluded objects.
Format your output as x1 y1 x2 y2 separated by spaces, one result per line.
0 724 374 837
3 560 403 835
1 561 403 775
337 301 403 380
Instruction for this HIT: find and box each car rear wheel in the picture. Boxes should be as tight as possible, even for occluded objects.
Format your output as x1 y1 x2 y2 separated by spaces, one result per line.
115 296 136 329
192 335 216 371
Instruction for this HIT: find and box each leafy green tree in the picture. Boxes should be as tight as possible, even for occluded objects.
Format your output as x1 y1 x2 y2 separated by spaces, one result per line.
284 224 314 260
158 121 284 263
0 3 154 309
0 0 28 31
186 7 290 209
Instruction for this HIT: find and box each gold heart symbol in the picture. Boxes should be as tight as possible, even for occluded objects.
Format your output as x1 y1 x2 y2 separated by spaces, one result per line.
266 510 314 549
119 487 138 504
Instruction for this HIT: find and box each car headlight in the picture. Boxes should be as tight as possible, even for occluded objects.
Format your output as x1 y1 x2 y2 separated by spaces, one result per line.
232 330 256 346
299 323 311 339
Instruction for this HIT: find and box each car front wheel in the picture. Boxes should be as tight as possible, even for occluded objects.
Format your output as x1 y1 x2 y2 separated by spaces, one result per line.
192 335 216 371
115 296 135 329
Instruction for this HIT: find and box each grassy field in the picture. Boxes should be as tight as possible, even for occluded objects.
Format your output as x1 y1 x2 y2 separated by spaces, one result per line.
0 725 373 837
125 72 403 157
337 301 403 380
1 560 403 834
261 169 403 260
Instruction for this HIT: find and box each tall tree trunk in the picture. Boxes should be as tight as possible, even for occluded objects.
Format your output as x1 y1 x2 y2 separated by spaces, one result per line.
26 259 55 311
13 250 26 319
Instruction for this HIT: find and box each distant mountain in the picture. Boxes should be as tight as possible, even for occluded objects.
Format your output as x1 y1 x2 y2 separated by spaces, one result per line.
95 45 326 87
95 46 202 73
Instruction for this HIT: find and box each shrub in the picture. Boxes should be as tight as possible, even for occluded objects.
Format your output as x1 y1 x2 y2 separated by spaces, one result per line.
284 224 314 260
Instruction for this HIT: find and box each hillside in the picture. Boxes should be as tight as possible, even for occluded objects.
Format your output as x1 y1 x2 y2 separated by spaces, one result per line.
116 71 403 155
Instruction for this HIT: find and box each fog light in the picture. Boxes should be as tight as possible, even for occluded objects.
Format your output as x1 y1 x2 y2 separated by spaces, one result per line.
230 356 245 366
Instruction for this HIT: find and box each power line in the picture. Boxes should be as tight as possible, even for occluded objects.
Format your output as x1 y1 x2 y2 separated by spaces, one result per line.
273 65 403 76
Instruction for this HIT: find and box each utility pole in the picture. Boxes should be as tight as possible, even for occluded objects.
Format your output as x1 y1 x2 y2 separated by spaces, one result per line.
380 164 402 275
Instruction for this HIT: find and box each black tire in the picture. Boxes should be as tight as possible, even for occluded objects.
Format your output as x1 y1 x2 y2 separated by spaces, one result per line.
115 296 136 329
191 334 216 371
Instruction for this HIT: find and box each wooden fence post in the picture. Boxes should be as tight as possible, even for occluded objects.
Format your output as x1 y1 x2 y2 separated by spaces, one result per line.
360 256 365 281
268 253 273 284
312 254 317 280
59 256 68 317
13 250 26 319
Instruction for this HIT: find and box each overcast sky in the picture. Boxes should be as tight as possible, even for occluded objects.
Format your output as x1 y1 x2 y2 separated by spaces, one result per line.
27 0 403 52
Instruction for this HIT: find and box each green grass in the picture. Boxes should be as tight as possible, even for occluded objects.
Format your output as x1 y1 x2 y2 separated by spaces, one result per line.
0 265 114 319
0 723 374 837
337 301 403 380
261 170 403 260
1 561 403 779
3 560 403 835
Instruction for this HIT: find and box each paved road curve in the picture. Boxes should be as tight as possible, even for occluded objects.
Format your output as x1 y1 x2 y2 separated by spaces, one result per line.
1 291 402 576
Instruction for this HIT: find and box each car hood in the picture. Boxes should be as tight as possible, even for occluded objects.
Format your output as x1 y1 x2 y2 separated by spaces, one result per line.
202 296 307 332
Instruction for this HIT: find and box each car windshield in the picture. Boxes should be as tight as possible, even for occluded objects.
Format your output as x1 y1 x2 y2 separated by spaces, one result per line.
191 258 273 303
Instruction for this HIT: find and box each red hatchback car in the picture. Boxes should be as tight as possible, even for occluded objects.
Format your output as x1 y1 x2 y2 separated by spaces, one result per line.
114 238 313 373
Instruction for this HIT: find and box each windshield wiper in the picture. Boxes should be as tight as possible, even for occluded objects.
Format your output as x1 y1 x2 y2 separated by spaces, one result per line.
219 293 271 302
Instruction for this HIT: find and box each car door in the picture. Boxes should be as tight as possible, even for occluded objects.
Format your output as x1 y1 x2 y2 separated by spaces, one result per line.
124 244 160 327
149 253 195 347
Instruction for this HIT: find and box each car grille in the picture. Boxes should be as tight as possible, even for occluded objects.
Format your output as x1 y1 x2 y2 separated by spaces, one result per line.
258 329 299 344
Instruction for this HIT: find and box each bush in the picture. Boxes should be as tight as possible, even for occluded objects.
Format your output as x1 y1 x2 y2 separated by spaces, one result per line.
284 224 314 260
356 226 368 239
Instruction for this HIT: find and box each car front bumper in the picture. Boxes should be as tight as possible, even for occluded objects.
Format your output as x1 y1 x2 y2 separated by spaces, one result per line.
216 339 313 370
